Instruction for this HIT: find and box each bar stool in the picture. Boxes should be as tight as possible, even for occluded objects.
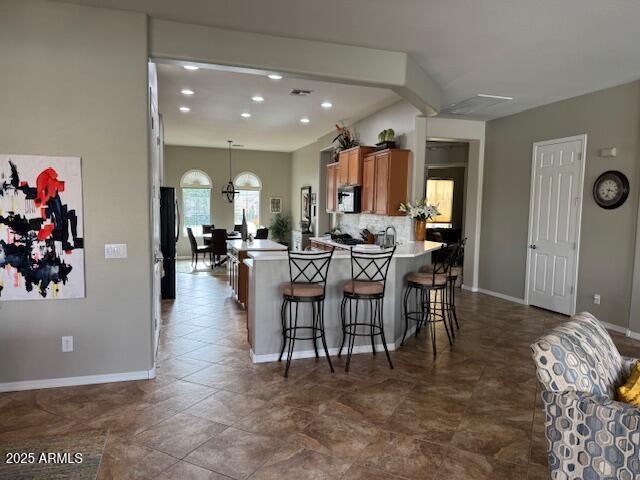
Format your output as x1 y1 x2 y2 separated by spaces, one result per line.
401 245 453 355
279 248 335 377
338 246 396 372
419 239 465 334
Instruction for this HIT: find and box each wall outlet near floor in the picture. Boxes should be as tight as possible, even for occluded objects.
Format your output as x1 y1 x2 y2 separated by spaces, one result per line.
105 243 127 259
593 294 601 305
61 336 74 352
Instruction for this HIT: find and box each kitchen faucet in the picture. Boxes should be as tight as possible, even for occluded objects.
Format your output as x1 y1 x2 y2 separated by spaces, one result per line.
382 225 397 248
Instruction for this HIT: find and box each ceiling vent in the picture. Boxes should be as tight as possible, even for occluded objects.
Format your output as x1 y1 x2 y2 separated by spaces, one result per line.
440 94 512 115
289 89 313 97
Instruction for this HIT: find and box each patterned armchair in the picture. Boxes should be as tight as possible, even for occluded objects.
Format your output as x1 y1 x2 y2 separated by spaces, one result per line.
531 312 640 479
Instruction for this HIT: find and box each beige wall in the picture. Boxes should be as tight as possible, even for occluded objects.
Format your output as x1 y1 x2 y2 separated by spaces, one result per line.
480 80 640 328
164 145 292 257
0 0 152 383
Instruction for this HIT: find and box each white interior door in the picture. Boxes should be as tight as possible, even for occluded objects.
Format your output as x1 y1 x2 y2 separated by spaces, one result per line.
149 62 162 364
525 135 586 315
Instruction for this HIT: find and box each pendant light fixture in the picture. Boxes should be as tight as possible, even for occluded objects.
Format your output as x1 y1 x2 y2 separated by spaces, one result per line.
221 140 238 203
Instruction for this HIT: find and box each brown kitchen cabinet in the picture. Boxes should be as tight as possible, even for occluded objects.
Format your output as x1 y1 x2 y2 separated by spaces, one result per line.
362 149 410 216
337 146 376 186
326 162 338 212
361 155 376 213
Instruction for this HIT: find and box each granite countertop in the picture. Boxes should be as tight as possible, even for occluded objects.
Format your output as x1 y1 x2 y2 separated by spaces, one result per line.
246 238 444 261
226 239 288 251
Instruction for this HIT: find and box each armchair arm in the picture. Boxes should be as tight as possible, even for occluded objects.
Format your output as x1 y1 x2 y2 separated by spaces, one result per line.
621 355 638 379
541 390 640 478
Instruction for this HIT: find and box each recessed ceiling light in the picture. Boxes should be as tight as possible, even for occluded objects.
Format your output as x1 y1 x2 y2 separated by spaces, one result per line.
268 73 283 80
300 117 310 124
241 112 252 118
251 96 264 103
181 89 194 96
183 65 199 71
179 106 191 113
321 101 333 109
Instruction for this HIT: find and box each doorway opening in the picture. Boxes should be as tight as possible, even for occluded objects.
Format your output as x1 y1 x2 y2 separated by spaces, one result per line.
424 141 469 281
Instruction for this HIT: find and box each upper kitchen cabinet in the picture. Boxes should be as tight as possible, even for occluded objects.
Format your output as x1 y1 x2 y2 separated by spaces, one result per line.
326 162 338 212
362 149 410 216
337 146 376 186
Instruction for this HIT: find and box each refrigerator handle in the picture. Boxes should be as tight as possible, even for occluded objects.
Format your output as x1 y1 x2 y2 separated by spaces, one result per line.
175 198 180 243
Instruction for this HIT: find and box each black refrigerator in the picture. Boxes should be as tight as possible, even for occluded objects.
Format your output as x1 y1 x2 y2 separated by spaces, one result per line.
160 187 179 299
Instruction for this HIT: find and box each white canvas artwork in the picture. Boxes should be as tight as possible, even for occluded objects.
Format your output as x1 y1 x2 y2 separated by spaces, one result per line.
0 154 85 300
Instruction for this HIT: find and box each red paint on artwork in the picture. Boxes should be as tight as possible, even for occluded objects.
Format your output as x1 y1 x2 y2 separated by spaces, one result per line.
38 223 55 241
34 167 65 208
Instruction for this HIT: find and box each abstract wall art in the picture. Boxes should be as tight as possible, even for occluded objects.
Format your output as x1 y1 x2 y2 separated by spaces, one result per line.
0 155 85 300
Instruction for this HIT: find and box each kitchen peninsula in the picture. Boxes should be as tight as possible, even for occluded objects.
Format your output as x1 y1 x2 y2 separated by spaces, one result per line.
244 240 444 363
227 239 288 307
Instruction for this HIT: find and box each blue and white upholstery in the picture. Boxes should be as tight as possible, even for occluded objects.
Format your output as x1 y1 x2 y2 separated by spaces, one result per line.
531 312 640 479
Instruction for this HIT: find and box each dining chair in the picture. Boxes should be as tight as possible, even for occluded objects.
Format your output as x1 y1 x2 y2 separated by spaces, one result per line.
187 227 213 266
256 228 269 239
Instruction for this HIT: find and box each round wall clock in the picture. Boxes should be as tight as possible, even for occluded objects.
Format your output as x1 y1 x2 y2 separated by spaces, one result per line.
593 170 629 209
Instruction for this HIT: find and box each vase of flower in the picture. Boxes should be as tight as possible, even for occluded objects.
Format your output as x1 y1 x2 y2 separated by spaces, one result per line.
414 219 427 241
399 200 440 242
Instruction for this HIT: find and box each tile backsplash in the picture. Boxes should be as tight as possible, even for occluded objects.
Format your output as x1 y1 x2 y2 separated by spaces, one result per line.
336 213 413 243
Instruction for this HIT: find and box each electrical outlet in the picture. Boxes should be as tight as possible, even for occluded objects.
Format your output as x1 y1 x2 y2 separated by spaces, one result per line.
61 336 73 352
593 294 601 305
105 244 127 259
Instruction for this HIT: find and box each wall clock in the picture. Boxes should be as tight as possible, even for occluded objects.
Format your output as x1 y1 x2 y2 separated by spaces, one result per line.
593 170 629 209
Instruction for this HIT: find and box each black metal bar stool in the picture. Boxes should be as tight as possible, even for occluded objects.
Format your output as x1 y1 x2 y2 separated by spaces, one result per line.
279 248 335 377
338 246 396 372
419 239 466 334
401 245 453 355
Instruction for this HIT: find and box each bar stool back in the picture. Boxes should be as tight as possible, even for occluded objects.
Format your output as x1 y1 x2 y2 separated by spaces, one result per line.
279 248 335 377
338 246 396 372
402 245 454 354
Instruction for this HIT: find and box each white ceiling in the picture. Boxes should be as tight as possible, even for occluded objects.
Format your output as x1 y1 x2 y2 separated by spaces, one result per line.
59 0 640 120
157 64 399 151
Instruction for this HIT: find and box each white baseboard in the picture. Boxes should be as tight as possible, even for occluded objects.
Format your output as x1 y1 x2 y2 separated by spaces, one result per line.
474 287 525 304
463 287 640 340
250 325 417 364
628 330 640 341
0 369 155 393
461 284 478 293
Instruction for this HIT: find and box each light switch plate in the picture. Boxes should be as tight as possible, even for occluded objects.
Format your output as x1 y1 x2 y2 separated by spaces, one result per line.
61 336 73 352
105 244 127 259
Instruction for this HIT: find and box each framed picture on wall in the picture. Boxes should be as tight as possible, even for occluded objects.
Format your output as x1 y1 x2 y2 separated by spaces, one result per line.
301 186 312 232
270 197 282 213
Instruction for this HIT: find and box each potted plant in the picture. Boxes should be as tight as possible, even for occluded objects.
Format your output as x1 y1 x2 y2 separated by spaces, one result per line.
270 213 291 246
399 200 439 241
376 128 396 150
332 123 359 159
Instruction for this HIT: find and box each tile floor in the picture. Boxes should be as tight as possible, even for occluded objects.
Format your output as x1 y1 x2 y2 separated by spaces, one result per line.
1 260 639 479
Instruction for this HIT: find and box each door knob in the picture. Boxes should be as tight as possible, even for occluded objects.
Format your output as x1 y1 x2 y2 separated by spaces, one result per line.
529 244 537 250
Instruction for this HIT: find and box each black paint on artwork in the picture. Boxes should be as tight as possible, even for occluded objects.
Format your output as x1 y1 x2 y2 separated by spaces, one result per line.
0 160 83 298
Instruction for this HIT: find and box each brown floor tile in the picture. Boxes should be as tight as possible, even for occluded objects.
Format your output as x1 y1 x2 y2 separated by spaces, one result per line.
294 402 381 461
450 414 532 465
185 389 266 425
251 444 351 480
185 427 282 479
134 412 227 458
233 405 317 436
355 430 444 480
97 436 178 479
159 461 231 480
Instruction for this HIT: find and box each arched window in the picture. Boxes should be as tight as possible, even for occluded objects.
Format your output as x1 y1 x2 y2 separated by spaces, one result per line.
234 172 261 235
181 170 211 236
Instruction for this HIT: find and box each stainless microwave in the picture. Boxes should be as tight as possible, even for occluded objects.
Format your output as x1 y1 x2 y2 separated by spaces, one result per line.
337 186 361 213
